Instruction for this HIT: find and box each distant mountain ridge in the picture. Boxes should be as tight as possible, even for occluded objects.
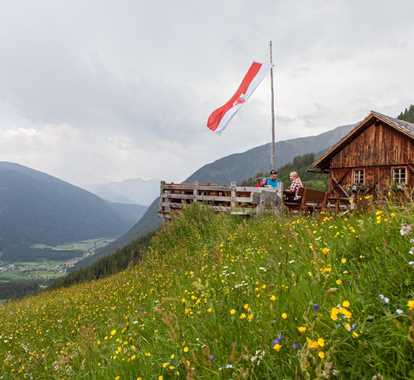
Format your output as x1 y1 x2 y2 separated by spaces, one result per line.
90 178 160 206
84 123 354 265
0 162 143 262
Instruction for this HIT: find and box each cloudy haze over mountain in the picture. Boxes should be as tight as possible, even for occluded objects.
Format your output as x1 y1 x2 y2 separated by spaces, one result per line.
0 1 413 187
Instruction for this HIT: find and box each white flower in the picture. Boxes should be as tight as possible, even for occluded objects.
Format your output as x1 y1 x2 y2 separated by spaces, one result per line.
379 294 390 304
400 224 412 236
408 261 414 267
409 247 414 255
396 309 404 315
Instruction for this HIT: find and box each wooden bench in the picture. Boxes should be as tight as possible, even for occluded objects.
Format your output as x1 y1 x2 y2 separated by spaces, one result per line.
284 188 326 213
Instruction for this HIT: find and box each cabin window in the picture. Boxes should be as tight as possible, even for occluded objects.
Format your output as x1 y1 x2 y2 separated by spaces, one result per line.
392 167 408 185
353 169 365 185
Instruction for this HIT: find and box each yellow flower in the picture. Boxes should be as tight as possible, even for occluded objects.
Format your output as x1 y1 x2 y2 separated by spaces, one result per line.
336 279 343 285
207 307 213 313
183 346 189 353
110 329 117 336
307 339 319 349
318 351 326 359
247 313 254 322
321 247 330 256
115 376 120 380
408 300 414 311
239 313 247 320
158 376 164 380
342 300 351 308
297 326 307 334
281 312 288 320
270 295 277 302
230 309 236 315
352 331 360 338
317 338 325 348
243 303 249 310
273 343 282 352
341 257 347 264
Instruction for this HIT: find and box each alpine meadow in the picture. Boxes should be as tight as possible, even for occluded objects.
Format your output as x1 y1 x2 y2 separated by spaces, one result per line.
1 205 413 379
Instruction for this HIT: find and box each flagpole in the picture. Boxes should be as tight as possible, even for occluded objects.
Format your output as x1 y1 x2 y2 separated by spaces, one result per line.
269 40 276 170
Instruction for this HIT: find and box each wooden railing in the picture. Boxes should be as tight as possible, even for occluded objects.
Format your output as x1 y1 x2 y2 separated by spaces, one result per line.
159 181 269 219
159 181 329 219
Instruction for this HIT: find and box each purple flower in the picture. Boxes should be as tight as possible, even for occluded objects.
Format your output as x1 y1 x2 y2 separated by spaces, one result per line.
272 335 283 346
313 304 320 312
292 342 301 350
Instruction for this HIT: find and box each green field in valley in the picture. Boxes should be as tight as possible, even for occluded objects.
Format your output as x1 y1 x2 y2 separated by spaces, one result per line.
0 206 413 379
0 238 114 301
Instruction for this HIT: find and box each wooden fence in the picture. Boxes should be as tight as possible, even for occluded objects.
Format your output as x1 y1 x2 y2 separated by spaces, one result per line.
159 181 277 219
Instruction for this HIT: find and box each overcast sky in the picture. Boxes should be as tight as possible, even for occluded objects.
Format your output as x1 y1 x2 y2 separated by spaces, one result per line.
0 0 413 187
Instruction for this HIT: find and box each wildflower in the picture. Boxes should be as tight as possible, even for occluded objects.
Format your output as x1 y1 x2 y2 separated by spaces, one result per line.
313 304 320 313
317 338 325 347
272 343 282 352
409 247 414 255
239 313 247 320
408 261 414 267
297 326 307 334
272 335 284 347
281 312 288 320
183 346 189 353
110 329 117 336
292 342 301 350
396 309 404 315
400 224 412 236
115 376 120 380
247 313 254 322
243 304 249 310
270 295 277 302
320 266 332 273
158 376 164 380
207 307 213 313
342 300 350 308
352 331 360 338
307 339 319 349
229 309 236 316
408 300 414 311
321 247 330 256
318 351 326 359
330 307 352 320
336 279 343 285
341 257 347 264
379 294 390 304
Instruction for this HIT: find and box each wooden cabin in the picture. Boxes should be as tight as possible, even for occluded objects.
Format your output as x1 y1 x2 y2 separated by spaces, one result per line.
311 111 414 210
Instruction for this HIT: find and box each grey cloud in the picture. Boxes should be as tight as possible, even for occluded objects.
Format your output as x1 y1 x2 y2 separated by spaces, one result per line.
0 0 414 186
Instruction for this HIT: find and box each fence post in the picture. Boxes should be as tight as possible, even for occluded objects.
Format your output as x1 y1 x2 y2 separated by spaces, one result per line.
193 181 199 203
230 181 237 212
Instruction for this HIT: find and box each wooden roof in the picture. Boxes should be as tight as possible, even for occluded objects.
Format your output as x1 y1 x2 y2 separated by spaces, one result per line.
310 111 414 172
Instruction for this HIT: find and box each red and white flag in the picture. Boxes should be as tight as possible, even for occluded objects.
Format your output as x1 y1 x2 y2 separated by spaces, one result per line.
207 61 270 134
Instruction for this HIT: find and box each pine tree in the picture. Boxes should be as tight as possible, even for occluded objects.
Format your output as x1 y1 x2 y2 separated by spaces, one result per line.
398 104 414 123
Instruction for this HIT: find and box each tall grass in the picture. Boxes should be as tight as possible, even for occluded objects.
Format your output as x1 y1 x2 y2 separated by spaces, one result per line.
0 205 413 379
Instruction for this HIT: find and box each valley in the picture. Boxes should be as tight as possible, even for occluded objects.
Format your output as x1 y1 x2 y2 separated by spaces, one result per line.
0 238 114 302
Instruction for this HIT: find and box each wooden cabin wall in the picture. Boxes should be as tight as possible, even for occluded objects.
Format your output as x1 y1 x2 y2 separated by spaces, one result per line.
330 120 414 168
329 166 414 196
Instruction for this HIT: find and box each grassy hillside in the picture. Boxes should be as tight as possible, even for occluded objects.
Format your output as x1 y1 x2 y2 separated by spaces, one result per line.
1 206 414 379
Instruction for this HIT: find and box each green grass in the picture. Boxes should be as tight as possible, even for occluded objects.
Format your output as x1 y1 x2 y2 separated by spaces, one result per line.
0 205 414 379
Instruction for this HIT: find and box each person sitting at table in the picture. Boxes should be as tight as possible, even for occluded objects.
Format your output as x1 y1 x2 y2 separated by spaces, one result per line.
285 171 304 200
262 169 282 190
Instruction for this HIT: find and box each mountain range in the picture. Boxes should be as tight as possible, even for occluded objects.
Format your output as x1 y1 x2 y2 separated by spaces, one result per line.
90 178 160 206
0 162 146 262
81 123 354 266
